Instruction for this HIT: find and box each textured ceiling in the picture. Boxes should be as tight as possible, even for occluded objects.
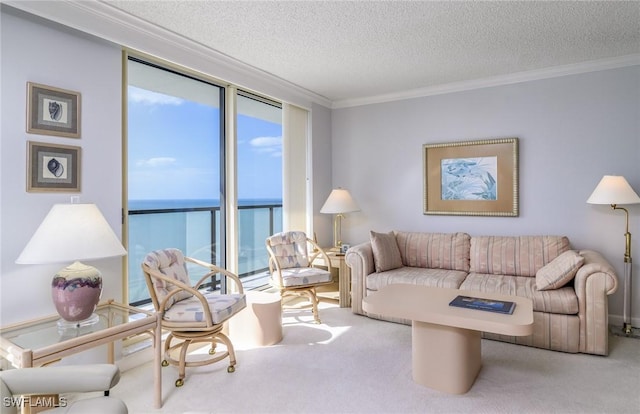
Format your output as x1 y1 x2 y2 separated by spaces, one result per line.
103 1 640 103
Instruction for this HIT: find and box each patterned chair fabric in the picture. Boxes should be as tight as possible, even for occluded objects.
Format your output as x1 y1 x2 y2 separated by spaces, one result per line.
141 248 246 387
267 231 311 269
142 248 194 309
164 291 246 324
266 231 332 323
266 231 331 287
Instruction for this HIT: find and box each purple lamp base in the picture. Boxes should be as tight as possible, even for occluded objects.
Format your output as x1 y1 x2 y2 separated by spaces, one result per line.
51 261 102 328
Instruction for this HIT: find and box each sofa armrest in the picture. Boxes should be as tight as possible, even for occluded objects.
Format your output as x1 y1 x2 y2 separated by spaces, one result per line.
574 250 618 355
345 242 375 315
1 364 120 396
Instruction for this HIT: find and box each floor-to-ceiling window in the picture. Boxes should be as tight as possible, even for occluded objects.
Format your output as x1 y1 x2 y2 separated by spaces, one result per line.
126 57 225 305
125 57 284 304
236 92 283 288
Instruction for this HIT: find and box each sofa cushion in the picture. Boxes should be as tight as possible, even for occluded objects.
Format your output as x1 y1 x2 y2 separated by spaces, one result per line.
536 250 584 290
366 266 467 291
460 272 578 315
370 230 403 272
470 235 571 277
395 231 470 272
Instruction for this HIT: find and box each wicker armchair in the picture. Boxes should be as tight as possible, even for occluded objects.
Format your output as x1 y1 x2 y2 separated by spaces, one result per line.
266 231 333 323
141 248 246 387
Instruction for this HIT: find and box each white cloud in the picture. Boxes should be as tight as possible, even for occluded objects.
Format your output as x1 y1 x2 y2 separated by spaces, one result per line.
128 87 183 106
136 157 177 167
250 136 282 157
251 136 281 147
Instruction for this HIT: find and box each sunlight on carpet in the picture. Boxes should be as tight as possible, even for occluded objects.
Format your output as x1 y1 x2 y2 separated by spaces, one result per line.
113 299 640 414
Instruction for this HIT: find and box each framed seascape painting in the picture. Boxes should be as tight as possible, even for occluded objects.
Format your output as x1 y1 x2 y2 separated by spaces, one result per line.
27 82 81 138
423 138 519 216
27 141 81 192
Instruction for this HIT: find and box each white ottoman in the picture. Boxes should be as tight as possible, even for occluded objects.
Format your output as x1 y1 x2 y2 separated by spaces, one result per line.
229 291 283 346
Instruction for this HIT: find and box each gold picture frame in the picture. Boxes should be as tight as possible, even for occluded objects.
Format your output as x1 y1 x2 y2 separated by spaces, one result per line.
423 138 518 216
27 82 81 138
27 141 81 193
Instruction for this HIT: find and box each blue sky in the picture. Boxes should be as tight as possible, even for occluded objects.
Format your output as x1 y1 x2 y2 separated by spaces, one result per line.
127 86 282 203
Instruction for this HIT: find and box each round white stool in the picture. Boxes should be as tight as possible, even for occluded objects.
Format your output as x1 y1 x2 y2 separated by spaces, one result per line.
229 291 283 346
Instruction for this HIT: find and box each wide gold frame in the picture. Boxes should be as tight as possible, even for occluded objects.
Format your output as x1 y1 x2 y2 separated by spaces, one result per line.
423 137 518 216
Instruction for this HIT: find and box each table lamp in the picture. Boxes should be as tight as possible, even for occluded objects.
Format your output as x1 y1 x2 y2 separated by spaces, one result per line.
16 203 127 328
587 175 640 337
320 188 360 251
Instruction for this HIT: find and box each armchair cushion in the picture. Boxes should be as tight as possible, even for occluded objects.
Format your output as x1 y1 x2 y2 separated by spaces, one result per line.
267 231 310 269
142 248 194 309
536 250 585 290
277 267 332 287
370 231 402 272
163 292 247 324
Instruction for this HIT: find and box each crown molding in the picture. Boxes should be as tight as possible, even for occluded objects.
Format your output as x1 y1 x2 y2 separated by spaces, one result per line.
5 0 332 109
6 1 638 111
332 54 640 109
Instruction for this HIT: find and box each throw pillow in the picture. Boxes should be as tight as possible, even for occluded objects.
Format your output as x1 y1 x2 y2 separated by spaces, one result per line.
536 250 585 290
370 230 403 272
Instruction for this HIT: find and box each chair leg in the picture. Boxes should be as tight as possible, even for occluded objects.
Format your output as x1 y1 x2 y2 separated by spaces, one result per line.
281 288 322 324
308 289 321 324
176 338 192 387
299 288 322 324
162 333 174 366
161 329 239 386
215 332 237 373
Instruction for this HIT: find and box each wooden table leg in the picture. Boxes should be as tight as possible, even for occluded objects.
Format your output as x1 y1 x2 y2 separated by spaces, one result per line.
338 260 351 308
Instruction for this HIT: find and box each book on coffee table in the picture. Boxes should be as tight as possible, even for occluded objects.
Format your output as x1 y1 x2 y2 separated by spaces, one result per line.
449 295 516 315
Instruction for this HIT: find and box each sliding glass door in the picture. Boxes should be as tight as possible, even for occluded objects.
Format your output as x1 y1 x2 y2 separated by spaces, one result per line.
236 92 283 288
125 57 286 304
126 58 224 305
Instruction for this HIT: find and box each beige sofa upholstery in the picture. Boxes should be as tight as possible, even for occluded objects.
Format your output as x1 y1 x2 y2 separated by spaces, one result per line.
345 231 618 355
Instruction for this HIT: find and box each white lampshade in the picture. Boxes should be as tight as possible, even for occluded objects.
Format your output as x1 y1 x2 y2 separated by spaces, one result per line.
320 188 360 214
16 203 126 264
587 176 640 205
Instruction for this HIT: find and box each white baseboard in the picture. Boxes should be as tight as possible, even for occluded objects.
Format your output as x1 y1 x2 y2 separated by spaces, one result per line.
608 313 640 330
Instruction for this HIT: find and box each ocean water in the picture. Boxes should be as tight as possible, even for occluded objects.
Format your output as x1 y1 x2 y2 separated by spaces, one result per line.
128 199 282 303
129 198 282 210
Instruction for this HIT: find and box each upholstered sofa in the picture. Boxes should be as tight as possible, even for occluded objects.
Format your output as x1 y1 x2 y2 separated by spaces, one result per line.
345 231 618 355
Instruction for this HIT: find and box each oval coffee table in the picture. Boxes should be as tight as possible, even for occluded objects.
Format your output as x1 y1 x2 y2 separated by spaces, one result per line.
363 284 533 394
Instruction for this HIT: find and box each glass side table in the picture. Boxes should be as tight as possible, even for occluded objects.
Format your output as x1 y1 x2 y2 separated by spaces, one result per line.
0 299 162 409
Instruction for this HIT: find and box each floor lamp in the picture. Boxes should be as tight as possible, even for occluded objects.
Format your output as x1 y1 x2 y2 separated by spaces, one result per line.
320 188 360 252
587 175 640 338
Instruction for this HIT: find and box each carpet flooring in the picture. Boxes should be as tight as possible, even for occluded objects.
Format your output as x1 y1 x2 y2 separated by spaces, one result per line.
114 301 640 414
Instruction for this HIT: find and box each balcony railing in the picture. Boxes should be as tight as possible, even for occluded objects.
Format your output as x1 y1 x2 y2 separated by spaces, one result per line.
127 202 282 306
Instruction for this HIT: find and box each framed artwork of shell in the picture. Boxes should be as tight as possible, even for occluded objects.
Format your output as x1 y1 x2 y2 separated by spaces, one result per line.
27 82 81 138
27 141 81 192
